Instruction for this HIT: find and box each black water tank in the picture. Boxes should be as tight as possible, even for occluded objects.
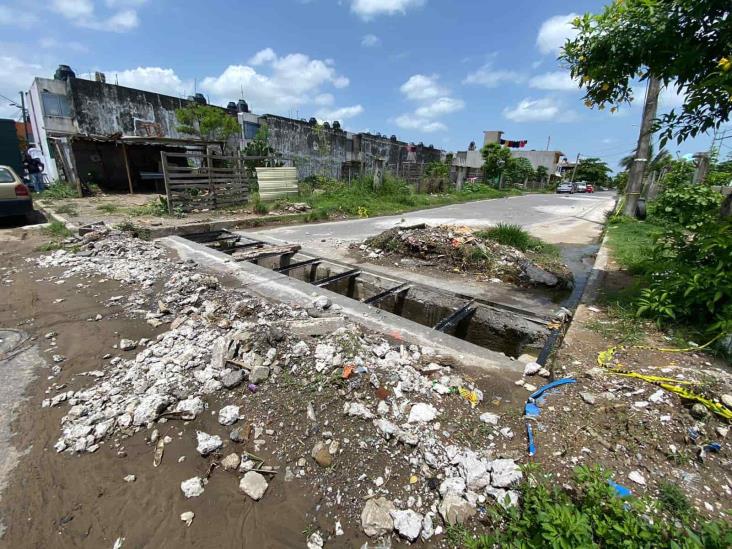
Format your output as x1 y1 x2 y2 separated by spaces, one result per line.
193 93 207 105
54 64 76 81
237 99 249 113
332 121 341 130
227 102 237 114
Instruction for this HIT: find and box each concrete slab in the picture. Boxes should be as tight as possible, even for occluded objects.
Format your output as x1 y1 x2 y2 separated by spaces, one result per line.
160 235 522 376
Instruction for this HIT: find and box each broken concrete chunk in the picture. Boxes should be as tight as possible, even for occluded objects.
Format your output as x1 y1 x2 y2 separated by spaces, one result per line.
180 476 204 498
221 453 241 471
438 493 475 525
249 365 270 384
361 497 395 537
132 394 169 426
218 405 240 426
175 396 205 418
390 509 423 542
479 412 500 425
287 317 345 337
196 431 223 456
240 471 269 500
344 402 375 420
311 441 332 467
119 338 137 351
489 459 522 488
523 361 542 376
408 403 438 423
221 369 246 389
180 511 195 526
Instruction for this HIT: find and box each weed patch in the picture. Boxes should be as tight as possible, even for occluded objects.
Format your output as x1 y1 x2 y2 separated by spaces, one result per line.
38 182 78 200
53 203 79 217
43 220 72 239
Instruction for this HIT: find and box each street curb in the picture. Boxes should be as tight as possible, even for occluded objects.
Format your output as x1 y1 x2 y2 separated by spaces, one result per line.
34 201 79 232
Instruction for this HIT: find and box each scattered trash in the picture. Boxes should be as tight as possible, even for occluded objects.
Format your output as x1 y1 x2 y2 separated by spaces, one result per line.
608 480 632 497
180 511 194 526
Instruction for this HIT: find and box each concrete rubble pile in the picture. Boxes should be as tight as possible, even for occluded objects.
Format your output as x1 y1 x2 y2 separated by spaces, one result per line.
33 227 525 544
355 224 573 288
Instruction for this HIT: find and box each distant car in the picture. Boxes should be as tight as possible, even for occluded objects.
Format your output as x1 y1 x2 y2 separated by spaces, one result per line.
585 183 594 193
0 165 33 221
556 182 574 194
574 181 587 193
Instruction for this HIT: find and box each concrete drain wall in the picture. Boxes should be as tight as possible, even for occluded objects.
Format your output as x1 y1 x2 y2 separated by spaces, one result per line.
174 230 549 360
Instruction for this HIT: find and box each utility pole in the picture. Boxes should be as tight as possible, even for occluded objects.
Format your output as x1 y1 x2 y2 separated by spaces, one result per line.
623 75 661 217
19 91 29 146
570 153 580 182
546 136 551 151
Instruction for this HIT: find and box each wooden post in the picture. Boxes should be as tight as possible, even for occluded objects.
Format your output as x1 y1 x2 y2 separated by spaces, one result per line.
160 151 174 215
122 143 134 194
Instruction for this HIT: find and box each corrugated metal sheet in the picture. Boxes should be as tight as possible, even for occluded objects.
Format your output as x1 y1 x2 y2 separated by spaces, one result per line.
256 167 299 200
0 119 23 175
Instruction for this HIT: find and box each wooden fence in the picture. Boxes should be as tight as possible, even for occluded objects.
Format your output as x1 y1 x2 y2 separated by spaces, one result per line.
161 151 252 213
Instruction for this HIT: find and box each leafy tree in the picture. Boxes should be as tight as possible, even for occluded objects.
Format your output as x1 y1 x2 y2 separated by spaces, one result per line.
619 144 673 173
176 104 240 143
535 165 549 183
242 124 277 176
561 0 732 145
573 157 611 186
504 157 534 184
480 142 512 180
612 171 628 192
425 160 450 178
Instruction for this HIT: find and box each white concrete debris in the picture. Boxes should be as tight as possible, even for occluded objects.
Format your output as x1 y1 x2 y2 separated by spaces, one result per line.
119 339 137 351
180 477 204 498
180 511 195 526
306 532 324 549
523 361 542 376
217 405 240 426
34 229 533 541
196 432 223 456
628 471 646 485
361 497 395 537
390 509 423 541
239 471 269 500
408 403 438 423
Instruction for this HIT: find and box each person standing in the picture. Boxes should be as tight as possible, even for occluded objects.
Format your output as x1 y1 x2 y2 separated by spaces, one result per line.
23 146 45 192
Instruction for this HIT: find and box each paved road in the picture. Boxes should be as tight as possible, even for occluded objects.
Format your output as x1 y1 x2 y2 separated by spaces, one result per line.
243 192 616 315
246 191 616 248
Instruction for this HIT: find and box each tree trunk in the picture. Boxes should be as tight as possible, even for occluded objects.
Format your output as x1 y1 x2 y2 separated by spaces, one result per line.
624 75 661 217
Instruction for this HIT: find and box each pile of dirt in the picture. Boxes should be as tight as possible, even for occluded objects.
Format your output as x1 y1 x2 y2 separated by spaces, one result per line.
357 224 573 289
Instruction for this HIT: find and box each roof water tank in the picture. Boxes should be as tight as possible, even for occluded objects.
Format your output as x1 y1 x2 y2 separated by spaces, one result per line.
54 64 76 81
237 99 249 113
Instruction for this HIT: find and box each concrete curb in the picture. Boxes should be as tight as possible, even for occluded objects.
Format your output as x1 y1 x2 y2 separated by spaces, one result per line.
159 235 522 377
34 201 79 232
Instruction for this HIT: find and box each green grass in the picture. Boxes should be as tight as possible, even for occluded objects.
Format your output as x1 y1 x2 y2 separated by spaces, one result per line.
96 203 120 214
38 182 78 200
299 176 520 219
605 216 663 275
480 223 534 250
53 203 79 217
43 220 72 238
585 302 648 345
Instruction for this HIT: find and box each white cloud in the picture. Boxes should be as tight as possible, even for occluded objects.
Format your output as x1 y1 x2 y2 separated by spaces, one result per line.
316 104 364 121
39 37 88 52
51 0 141 32
395 73 463 133
400 74 447 101
201 49 350 114
0 6 39 27
249 48 276 66
659 84 686 109
394 115 446 133
502 97 577 123
415 96 464 118
0 55 47 118
536 13 579 55
100 67 191 97
361 34 381 47
528 71 578 91
350 0 425 20
463 63 523 87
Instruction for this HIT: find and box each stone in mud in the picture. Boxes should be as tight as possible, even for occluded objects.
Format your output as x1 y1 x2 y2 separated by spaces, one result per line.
249 365 270 384
240 471 268 500
479 412 500 425
119 338 137 351
344 402 375 419
180 476 204 498
175 396 205 418
390 509 423 541
489 459 522 488
132 394 169 426
221 453 241 471
361 497 395 537
230 426 248 443
311 441 332 467
221 369 246 389
196 431 223 456
523 263 559 287
438 493 475 525
523 362 542 376
218 405 240 426
579 392 597 405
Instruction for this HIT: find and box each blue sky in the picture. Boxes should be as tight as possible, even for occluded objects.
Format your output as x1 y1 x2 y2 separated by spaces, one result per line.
0 0 724 170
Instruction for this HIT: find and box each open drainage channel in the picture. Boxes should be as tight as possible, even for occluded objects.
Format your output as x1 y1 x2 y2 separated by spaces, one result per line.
182 230 553 358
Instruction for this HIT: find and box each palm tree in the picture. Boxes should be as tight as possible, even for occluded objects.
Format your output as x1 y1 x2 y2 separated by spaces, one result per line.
619 144 672 172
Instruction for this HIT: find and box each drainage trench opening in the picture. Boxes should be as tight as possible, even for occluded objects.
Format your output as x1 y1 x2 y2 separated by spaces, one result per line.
184 231 550 358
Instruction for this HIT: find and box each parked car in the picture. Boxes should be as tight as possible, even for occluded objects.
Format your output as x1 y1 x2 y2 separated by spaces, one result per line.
556 182 574 194
574 181 587 193
0 165 33 221
585 183 594 193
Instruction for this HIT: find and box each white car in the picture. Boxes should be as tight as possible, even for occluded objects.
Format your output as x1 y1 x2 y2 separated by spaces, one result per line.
0 165 34 221
556 182 574 194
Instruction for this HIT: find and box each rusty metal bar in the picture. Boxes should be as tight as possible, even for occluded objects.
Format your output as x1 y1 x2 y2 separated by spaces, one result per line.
314 269 361 288
433 300 476 332
362 283 410 305
275 258 322 273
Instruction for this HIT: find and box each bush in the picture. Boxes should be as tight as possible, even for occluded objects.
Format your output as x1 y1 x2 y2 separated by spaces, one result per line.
650 162 722 230
39 181 78 200
481 223 533 250
465 466 731 549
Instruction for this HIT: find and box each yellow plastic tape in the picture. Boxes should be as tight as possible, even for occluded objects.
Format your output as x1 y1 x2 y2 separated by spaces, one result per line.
595 340 732 421
459 387 480 408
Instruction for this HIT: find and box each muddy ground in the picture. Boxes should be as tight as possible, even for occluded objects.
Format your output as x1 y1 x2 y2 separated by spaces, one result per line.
0 223 729 549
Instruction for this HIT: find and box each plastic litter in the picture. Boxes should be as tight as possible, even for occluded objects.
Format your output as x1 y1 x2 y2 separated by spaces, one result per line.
247 383 258 393
523 378 576 456
342 365 354 379
608 480 632 498
458 387 480 408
